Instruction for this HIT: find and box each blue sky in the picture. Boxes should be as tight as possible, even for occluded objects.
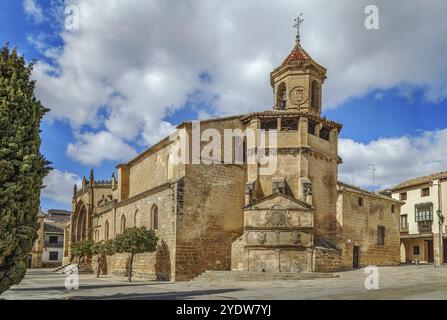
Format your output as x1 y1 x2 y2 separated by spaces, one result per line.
2 0 447 211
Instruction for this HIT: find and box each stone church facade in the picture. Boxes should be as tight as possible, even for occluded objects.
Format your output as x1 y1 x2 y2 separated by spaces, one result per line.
64 32 403 281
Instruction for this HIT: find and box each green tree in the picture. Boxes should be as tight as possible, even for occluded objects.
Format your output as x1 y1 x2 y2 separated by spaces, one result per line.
91 240 115 278
114 227 158 282
0 44 50 295
69 242 81 263
78 239 93 265
70 240 93 265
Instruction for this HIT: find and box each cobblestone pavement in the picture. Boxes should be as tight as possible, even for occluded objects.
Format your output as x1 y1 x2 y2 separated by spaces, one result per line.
2 265 447 300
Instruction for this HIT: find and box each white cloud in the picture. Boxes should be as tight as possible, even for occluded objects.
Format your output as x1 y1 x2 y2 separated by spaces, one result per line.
339 129 447 190
31 0 447 165
27 33 62 59
23 0 45 24
66 131 138 165
42 169 81 205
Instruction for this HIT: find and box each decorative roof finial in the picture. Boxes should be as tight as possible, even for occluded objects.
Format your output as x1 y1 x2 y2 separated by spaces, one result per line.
73 184 77 197
89 169 94 185
293 13 304 44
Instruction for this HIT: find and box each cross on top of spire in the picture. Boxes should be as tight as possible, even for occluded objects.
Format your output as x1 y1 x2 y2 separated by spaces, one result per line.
293 13 304 43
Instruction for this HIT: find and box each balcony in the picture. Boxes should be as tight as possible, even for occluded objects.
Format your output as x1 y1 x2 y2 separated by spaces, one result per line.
417 220 433 234
400 223 409 232
44 241 64 248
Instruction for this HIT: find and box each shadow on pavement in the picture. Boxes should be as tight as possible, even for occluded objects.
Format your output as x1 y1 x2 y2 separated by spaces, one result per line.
9 283 151 292
70 288 243 300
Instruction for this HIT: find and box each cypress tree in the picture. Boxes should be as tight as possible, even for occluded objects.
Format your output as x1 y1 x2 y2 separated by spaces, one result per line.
0 44 50 294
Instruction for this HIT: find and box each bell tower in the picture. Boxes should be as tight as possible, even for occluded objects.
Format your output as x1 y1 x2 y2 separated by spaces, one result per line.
271 14 326 115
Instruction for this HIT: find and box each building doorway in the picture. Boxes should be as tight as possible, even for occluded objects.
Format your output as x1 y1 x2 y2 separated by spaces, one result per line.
353 246 360 269
425 240 434 263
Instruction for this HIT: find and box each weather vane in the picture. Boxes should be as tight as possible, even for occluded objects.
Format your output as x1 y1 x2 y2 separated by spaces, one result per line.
293 13 304 43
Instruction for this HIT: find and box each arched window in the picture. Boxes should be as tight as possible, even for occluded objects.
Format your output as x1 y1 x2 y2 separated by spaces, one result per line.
120 215 126 233
151 205 158 230
276 83 287 110
311 80 319 109
104 220 109 240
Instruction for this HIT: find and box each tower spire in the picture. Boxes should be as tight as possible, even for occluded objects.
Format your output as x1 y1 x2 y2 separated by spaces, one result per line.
293 13 304 44
89 169 94 185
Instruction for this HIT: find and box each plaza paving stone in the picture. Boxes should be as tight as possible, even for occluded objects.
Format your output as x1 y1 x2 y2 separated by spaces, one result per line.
2 265 447 300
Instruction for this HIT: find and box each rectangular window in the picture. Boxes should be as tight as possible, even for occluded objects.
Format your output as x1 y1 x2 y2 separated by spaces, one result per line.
358 197 364 207
377 226 385 245
400 215 408 231
319 127 330 141
308 121 316 135
49 236 58 244
260 119 277 131
413 246 420 255
49 252 59 261
421 188 430 197
281 118 298 131
400 192 407 201
415 203 433 222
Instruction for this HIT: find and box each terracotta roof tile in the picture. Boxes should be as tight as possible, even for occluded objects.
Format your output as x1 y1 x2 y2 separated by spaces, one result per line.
281 43 312 65
390 171 447 191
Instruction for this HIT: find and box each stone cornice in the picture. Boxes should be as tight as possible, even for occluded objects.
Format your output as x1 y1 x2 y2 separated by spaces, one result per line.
240 111 342 131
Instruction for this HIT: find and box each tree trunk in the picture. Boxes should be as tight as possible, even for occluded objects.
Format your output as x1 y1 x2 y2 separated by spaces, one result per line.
128 254 134 282
96 255 101 278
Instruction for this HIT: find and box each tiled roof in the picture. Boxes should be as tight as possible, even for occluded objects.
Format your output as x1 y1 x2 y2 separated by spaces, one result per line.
390 171 447 191
44 222 64 234
337 181 403 203
281 42 312 65
240 110 343 130
271 40 326 77
48 209 71 216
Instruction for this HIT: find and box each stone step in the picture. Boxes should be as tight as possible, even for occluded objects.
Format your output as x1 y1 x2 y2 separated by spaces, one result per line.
192 270 338 282
52 263 73 273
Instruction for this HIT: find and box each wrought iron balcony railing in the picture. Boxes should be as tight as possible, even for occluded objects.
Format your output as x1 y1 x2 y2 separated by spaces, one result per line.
44 241 64 248
417 220 433 233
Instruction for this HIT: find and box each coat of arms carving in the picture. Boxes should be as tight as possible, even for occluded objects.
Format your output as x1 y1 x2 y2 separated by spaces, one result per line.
289 86 308 105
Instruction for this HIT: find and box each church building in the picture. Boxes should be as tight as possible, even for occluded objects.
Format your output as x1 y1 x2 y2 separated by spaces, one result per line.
64 24 403 281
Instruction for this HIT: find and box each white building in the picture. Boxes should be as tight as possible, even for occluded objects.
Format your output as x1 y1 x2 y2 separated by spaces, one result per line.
390 171 446 265
42 223 65 267
30 209 71 268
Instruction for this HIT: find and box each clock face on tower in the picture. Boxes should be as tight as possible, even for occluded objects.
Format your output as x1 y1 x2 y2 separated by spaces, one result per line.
289 86 309 105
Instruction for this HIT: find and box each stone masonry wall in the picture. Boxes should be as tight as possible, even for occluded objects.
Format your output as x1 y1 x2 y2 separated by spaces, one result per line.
92 182 179 280
314 247 341 272
176 164 246 281
308 153 339 242
338 189 401 269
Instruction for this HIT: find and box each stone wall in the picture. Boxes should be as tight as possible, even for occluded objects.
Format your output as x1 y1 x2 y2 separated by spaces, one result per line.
231 235 245 271
30 214 45 268
308 152 339 242
337 188 401 269
128 143 172 198
176 164 246 280
314 247 341 272
92 181 179 280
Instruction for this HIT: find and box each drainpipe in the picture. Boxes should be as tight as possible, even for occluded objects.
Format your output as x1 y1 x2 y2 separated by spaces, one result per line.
437 181 444 265
432 180 444 265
